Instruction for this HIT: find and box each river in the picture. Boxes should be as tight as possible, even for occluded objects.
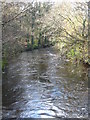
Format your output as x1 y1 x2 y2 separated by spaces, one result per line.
2 47 88 118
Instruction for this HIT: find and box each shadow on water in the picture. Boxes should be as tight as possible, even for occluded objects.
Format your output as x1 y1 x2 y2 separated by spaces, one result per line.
2 47 88 118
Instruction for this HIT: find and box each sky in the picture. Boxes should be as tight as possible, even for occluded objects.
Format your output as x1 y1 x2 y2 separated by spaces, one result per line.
3 0 89 3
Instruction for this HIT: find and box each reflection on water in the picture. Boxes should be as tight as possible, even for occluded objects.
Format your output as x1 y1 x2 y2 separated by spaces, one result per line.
2 47 88 118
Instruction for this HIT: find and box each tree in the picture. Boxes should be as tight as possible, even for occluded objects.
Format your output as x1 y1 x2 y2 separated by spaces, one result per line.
41 1 89 64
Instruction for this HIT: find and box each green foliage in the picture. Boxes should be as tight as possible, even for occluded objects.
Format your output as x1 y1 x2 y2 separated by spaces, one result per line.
2 59 8 70
70 49 75 57
33 44 38 49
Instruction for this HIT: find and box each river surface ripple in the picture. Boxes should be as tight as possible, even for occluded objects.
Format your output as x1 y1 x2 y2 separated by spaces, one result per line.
2 47 88 118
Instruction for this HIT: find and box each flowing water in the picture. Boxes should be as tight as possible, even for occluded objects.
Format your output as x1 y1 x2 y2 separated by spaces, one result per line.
2 47 88 118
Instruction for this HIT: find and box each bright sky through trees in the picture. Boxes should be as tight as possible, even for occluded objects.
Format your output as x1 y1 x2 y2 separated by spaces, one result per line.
4 0 89 3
